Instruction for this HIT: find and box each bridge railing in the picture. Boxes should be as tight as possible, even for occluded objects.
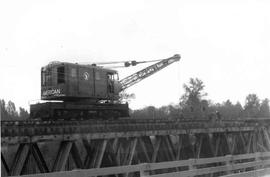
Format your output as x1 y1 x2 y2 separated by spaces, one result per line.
140 152 270 177
12 152 270 177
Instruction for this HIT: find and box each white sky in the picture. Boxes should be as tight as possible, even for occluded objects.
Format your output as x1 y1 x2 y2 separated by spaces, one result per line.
0 0 269 111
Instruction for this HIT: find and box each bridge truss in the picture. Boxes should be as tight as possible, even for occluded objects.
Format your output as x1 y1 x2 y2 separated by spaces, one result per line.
1 118 270 176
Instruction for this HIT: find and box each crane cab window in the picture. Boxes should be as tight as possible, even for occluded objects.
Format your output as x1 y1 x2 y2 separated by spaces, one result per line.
71 68 76 77
107 73 118 81
107 73 113 80
95 71 101 80
41 68 45 86
57 66 65 84
107 72 117 93
42 68 52 86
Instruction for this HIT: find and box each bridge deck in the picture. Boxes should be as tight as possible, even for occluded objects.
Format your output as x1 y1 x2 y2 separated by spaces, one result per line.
2 118 268 145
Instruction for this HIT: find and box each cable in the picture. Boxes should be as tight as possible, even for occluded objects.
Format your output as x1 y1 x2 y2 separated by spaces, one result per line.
40 60 162 78
79 58 164 66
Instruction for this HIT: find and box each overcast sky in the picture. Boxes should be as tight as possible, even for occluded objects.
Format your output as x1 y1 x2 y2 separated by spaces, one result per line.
0 0 269 111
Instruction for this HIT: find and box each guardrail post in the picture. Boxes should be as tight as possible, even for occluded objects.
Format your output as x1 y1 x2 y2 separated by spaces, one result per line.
188 159 196 177
140 163 150 177
255 152 262 170
225 155 233 175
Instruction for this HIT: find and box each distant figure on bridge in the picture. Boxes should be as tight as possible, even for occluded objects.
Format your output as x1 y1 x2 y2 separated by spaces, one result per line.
208 111 222 122
216 111 222 120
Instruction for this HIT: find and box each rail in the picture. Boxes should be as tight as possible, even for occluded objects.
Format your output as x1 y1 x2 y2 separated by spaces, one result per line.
11 152 270 177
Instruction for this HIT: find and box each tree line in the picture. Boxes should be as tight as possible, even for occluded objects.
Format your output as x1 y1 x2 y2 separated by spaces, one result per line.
1 78 269 120
0 99 29 120
131 78 270 120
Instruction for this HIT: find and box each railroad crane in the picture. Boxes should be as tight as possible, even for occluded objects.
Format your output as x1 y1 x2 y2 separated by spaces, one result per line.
30 54 180 119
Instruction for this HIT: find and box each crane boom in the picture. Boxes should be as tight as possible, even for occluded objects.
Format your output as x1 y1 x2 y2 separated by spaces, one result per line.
120 54 181 91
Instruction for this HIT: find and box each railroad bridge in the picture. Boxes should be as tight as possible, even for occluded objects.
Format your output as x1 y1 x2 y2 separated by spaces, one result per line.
1 118 270 177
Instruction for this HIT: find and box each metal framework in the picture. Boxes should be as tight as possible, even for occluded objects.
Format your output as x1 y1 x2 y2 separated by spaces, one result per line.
120 54 180 90
1 118 270 176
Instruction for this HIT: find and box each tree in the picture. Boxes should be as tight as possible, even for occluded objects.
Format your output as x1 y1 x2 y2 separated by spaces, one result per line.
212 100 244 119
235 101 244 118
6 101 18 119
179 78 208 119
259 98 270 117
180 78 207 104
244 94 260 117
166 104 180 119
1 99 29 120
19 107 29 119
119 91 135 103
0 99 8 120
131 106 155 119
131 104 180 119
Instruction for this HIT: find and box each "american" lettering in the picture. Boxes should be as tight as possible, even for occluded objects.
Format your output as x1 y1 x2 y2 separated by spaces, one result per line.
42 89 61 96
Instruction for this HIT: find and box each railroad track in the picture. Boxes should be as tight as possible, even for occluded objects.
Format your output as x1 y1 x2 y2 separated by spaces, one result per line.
2 117 269 145
1 116 269 127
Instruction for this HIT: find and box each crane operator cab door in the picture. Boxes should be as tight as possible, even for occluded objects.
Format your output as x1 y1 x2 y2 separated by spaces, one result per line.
92 69 119 100
106 72 121 100
107 73 115 97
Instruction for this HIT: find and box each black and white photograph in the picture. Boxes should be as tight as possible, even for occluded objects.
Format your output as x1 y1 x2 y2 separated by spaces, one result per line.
1 0 270 177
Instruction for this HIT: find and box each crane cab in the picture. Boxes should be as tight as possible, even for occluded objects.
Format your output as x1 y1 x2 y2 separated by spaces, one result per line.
41 62 122 102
